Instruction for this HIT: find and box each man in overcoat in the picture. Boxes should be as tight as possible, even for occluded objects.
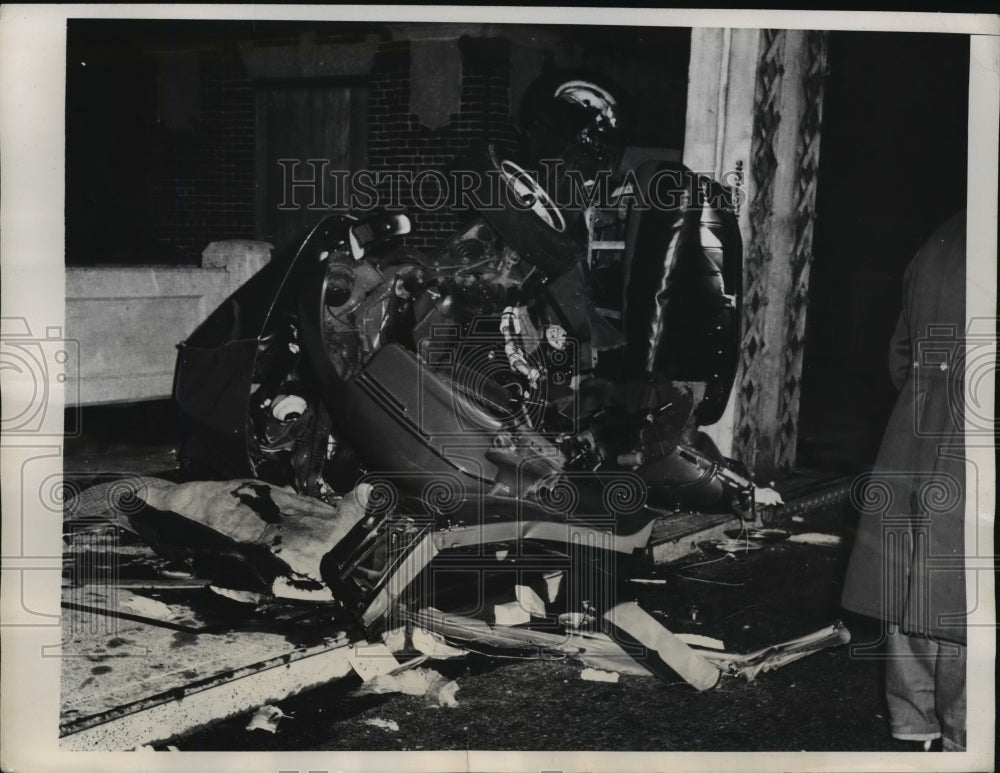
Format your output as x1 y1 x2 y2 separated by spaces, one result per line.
842 211 967 751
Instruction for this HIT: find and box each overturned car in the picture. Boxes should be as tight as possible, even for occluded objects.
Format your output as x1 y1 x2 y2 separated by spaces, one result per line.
95 77 850 691
168 143 759 601
72 95 855 687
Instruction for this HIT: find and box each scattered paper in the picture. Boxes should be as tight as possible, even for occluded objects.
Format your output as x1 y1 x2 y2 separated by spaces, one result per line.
395 670 441 696
581 668 620 683
787 532 842 546
364 718 400 732
348 642 399 682
245 705 291 733
121 595 175 619
543 571 563 602
675 633 726 650
271 576 335 601
515 585 546 618
494 601 531 626
359 667 460 707
209 585 264 605
160 569 195 580
604 602 721 691
695 622 851 681
559 629 655 676
411 627 466 659
382 627 407 652
572 647 655 676
435 679 460 708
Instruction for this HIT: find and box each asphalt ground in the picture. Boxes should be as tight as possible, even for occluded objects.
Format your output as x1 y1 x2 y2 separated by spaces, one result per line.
167 503 915 752
172 621 904 752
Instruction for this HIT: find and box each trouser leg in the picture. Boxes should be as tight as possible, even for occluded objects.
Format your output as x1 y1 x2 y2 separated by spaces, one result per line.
934 640 966 751
885 628 940 741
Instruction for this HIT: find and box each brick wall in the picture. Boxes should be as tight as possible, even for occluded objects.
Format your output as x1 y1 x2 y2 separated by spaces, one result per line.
148 45 256 264
367 36 521 253
145 32 526 261
68 24 685 267
99 31 530 263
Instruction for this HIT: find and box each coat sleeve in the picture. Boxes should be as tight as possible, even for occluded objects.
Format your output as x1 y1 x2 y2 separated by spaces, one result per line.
887 262 914 391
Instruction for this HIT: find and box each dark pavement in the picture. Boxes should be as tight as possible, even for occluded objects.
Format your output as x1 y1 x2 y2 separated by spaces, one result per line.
175 622 907 752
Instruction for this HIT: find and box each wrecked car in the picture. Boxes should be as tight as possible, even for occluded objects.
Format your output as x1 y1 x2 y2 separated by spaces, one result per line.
62 78 856 696
162 134 778 632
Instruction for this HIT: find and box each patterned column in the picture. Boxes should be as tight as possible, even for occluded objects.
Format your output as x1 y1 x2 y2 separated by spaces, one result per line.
775 31 830 470
729 29 829 477
732 29 786 474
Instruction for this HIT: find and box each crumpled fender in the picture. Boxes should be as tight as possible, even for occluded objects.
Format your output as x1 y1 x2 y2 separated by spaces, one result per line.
621 161 742 425
132 479 372 588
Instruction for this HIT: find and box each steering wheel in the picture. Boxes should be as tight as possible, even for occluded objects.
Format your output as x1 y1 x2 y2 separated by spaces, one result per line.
496 158 567 234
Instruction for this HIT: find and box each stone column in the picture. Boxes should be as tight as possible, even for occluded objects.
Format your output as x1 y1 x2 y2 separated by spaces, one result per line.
683 27 829 477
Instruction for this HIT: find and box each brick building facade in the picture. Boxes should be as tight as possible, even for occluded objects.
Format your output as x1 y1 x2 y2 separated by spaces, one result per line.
66 21 689 264
365 35 521 251
147 44 257 261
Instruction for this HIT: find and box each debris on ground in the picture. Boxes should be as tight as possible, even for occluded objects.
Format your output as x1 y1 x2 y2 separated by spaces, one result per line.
514 584 547 618
694 622 852 682
580 668 620 683
603 602 721 691
567 631 655 677
121 594 175 619
381 627 407 651
358 667 460 707
270 576 335 601
675 633 725 650
711 539 763 554
787 532 842 546
411 627 467 659
364 718 400 732
127 478 372 593
409 606 654 677
347 642 399 682
208 585 264 605
542 571 563 602
493 601 531 626
558 611 596 630
435 680 460 708
245 705 291 733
